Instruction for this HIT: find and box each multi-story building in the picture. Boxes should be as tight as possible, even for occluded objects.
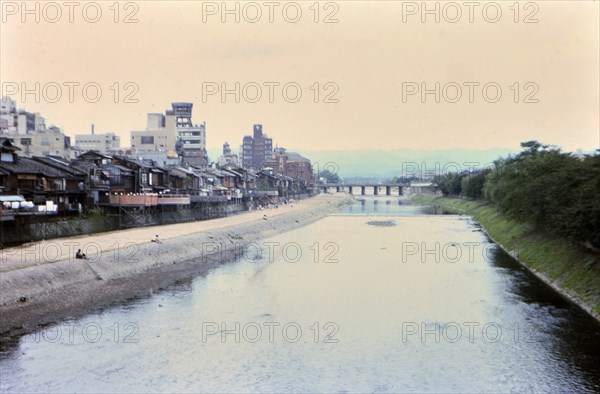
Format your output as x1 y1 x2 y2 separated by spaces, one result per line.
171 102 207 167
284 150 314 185
15 129 70 157
265 147 288 174
130 102 207 166
265 147 313 185
1 96 70 157
240 124 273 170
75 127 120 154
241 135 253 168
131 112 177 154
218 142 239 167
1 96 46 135
0 96 16 115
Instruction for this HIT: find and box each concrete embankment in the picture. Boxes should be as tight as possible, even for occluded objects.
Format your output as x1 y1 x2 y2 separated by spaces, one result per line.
411 195 600 321
1 200 253 247
0 194 354 338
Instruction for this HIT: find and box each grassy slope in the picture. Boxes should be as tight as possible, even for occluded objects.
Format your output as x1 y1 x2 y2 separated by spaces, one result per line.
412 195 600 318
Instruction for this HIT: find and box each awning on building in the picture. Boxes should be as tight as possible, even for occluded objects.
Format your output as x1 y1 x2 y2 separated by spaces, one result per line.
0 195 25 202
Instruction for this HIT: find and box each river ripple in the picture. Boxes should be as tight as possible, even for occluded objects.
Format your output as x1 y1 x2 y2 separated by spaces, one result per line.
1 197 599 393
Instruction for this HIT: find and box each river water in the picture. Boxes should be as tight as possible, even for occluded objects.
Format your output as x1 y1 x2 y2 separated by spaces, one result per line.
1 196 600 393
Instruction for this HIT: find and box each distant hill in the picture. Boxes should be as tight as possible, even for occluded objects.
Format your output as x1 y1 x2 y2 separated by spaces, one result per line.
299 148 517 178
206 147 517 179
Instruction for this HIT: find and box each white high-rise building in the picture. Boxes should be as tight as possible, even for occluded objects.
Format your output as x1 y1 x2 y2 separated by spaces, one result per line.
171 102 207 167
130 102 207 166
1 96 70 157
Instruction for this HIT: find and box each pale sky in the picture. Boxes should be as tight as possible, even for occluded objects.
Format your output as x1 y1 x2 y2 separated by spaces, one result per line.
1 1 598 152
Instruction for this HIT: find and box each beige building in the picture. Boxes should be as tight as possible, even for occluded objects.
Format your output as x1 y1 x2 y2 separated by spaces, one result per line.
1 96 46 135
409 182 436 194
218 142 239 167
7 129 70 157
130 103 207 166
75 131 120 154
1 96 70 157
131 112 178 156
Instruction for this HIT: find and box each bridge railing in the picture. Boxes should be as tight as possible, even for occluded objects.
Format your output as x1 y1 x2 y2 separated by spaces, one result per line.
318 183 409 187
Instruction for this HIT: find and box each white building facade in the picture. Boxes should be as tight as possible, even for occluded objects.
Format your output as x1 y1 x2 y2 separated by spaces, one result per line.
1 96 70 157
75 131 120 154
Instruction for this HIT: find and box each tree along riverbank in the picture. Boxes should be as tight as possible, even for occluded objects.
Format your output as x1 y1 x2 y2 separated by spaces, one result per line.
412 194 600 321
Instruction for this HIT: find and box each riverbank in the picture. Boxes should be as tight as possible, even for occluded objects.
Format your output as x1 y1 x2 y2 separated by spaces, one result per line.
0 193 355 341
1 196 298 248
411 194 600 321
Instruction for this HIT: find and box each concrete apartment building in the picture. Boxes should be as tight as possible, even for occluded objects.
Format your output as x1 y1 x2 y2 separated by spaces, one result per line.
1 96 42 134
240 136 253 168
240 124 273 170
218 142 239 167
75 126 120 154
131 102 207 166
0 96 70 157
172 102 207 167
131 113 177 153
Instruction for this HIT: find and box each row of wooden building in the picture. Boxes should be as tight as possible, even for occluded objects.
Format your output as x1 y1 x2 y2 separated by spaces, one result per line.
0 138 314 219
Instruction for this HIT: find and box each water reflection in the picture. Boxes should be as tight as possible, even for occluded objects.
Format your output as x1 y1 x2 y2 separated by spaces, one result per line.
335 196 451 216
486 246 600 387
1 197 599 393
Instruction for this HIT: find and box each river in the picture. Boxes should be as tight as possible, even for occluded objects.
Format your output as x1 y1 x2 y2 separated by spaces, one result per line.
1 196 599 393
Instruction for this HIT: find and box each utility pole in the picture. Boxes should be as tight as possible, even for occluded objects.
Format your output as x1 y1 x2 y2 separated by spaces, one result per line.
118 193 121 230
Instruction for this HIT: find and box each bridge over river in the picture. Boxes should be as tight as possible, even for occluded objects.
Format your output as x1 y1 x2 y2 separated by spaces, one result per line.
318 183 409 195
3 196 599 392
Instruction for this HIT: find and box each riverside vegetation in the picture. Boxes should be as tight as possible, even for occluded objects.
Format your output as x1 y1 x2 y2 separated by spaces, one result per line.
412 141 600 318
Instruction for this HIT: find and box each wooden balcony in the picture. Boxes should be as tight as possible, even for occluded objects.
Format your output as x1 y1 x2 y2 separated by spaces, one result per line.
108 194 159 206
157 195 191 205
190 195 229 203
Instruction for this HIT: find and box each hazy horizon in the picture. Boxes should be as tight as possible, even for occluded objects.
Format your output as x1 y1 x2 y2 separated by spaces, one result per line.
1 1 598 152
2 93 595 154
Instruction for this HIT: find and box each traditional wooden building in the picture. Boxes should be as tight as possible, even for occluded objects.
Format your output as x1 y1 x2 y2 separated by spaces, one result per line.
0 138 86 212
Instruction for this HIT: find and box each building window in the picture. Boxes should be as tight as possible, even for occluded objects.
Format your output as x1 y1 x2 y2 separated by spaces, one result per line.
41 137 50 146
141 136 154 144
20 138 31 145
1 152 14 162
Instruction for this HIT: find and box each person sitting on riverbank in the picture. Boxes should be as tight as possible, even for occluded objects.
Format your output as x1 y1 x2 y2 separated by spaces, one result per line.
151 234 162 244
75 249 88 260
